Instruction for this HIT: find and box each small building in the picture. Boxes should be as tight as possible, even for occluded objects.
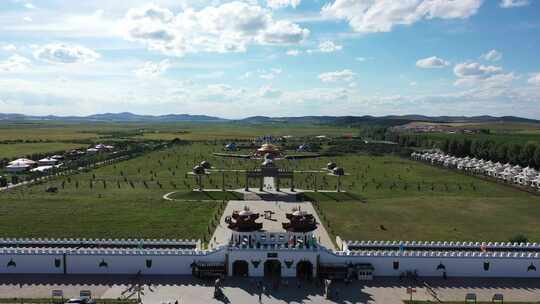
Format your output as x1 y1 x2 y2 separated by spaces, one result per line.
5 162 31 172
8 158 36 167
38 157 58 166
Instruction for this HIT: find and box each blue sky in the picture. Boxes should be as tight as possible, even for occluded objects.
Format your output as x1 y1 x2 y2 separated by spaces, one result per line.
0 0 539 118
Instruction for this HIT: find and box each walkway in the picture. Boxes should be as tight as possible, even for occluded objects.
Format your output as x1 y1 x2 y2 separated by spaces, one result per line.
1 275 539 304
210 200 335 250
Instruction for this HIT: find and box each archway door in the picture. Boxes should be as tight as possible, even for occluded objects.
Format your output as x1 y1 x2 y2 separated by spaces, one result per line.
232 260 249 277
296 260 313 280
264 260 281 279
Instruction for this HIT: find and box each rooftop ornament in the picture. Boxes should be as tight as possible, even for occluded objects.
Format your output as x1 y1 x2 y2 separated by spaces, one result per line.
282 206 318 233
225 206 263 232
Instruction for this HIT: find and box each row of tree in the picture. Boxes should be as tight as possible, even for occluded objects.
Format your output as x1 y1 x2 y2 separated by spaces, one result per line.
439 138 540 168
387 132 540 168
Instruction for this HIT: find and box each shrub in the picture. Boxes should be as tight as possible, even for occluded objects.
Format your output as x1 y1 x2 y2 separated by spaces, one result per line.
509 234 528 244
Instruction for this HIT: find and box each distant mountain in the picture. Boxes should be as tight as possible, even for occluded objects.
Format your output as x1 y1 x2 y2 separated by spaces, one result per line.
239 115 540 125
0 112 226 122
0 112 538 125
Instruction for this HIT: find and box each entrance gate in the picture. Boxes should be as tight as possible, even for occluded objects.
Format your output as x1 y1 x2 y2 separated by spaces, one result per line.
232 260 249 277
264 260 282 279
296 261 313 280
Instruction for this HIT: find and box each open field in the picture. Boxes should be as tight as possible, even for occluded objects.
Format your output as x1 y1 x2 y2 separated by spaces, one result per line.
296 154 540 242
420 132 540 145
406 121 540 132
0 140 539 241
0 121 354 142
0 143 229 239
0 142 86 159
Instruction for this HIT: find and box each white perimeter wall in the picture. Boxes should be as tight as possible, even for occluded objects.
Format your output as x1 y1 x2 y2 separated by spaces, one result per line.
0 250 225 275
319 251 540 278
0 249 539 278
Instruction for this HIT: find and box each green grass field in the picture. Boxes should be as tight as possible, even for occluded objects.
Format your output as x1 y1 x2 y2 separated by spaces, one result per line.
169 190 244 201
0 142 86 159
0 141 539 242
299 154 540 242
0 121 354 141
0 143 229 239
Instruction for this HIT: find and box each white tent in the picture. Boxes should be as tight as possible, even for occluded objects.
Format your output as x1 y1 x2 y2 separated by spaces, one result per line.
38 157 58 166
6 162 31 172
8 158 36 166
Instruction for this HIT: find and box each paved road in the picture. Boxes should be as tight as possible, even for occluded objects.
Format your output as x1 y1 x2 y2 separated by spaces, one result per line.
1 275 539 304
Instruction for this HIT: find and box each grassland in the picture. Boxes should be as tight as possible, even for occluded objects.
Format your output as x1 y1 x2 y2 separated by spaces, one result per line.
0 142 86 159
0 143 228 239
290 154 540 242
407 121 540 145
421 132 540 145
0 121 354 142
0 140 539 242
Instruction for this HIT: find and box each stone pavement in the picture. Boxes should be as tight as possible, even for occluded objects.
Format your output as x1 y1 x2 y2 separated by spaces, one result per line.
1 275 539 304
210 200 336 250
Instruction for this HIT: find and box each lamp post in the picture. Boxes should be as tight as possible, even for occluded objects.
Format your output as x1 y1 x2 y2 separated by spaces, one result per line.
329 167 345 192
190 161 212 191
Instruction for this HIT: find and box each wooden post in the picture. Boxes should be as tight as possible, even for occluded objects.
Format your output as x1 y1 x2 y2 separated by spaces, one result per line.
222 171 225 191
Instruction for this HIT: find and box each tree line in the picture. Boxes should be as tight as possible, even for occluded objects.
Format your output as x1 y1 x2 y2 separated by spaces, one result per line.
385 132 540 168
439 138 540 168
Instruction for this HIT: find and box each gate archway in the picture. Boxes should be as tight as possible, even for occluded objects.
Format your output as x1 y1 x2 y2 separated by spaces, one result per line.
264 260 281 279
296 260 313 280
232 260 249 277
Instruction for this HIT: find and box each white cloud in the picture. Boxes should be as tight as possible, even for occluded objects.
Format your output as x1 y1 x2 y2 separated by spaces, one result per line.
134 59 171 78
500 0 529 8
33 43 100 64
120 2 309 57
267 0 301 9
293 87 351 102
355 57 371 62
416 56 450 68
23 16 32 22
239 71 252 79
258 85 282 98
206 84 245 99
315 41 343 53
454 62 503 79
453 62 515 87
318 69 356 83
481 49 503 61
286 49 301 56
259 68 282 80
1 44 17 52
307 41 343 54
322 0 482 33
0 54 31 72
528 73 540 86
24 3 36 9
